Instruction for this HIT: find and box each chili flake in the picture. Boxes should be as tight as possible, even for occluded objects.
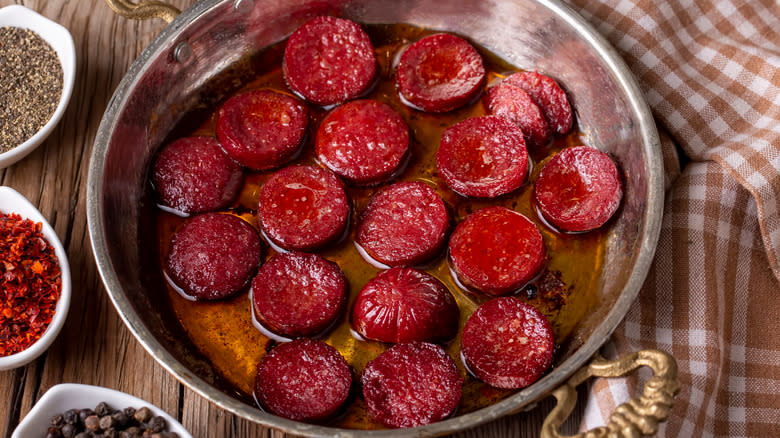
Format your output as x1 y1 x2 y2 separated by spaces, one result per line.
0 212 61 356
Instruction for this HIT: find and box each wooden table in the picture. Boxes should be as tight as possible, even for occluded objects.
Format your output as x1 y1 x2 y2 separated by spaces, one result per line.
0 1 587 436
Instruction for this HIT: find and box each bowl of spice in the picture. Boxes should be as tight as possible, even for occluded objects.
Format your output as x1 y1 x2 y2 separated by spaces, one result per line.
0 186 71 370
0 5 75 168
12 383 192 438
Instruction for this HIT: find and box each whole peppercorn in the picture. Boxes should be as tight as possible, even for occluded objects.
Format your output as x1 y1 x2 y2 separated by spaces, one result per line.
123 407 136 419
134 407 152 423
147 416 166 433
95 402 112 417
51 413 65 427
99 415 115 430
45 427 63 438
121 426 142 438
79 409 95 424
61 423 77 438
74 432 90 438
84 415 101 432
64 409 80 425
104 429 118 438
112 411 130 428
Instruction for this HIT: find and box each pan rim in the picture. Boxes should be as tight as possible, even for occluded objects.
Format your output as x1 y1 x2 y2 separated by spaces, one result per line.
87 0 664 435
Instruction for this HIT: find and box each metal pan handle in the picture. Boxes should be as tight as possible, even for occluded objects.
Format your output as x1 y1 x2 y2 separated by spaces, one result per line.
104 0 181 23
541 349 680 438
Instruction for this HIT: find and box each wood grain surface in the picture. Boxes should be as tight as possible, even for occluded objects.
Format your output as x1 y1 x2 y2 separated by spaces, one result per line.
0 1 588 436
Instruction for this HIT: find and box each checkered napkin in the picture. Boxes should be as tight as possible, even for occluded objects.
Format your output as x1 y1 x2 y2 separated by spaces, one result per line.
563 0 780 436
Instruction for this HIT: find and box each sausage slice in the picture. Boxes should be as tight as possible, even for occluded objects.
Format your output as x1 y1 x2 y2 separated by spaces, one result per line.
355 181 449 266
436 116 529 198
254 339 352 422
316 100 409 186
252 252 347 338
152 136 243 215
534 146 622 232
504 71 573 134
448 206 545 295
484 82 551 148
351 267 459 343
396 33 485 112
216 89 308 171
361 342 462 428
258 165 349 251
461 297 554 389
283 16 376 106
166 213 262 300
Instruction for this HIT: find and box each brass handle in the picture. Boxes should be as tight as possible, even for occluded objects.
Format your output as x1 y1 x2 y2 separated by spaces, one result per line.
105 0 181 23
541 349 680 438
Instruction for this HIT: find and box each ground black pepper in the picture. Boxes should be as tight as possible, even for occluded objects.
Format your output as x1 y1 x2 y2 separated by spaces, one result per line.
0 26 63 151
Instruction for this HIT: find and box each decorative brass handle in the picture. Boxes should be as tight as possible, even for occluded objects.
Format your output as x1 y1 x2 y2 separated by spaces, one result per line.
105 0 181 23
541 349 680 438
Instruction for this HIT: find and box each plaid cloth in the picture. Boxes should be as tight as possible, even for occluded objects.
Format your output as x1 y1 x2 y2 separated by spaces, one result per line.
564 1 780 436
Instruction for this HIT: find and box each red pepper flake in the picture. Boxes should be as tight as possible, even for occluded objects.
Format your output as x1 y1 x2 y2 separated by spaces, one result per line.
31 261 44 275
0 212 61 357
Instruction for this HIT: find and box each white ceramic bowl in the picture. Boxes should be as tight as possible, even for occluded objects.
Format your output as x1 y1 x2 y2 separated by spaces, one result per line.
12 383 193 438
0 5 76 169
0 186 71 370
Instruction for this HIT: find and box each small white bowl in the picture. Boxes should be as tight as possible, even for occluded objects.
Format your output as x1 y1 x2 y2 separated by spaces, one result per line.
0 186 71 371
12 383 193 438
0 5 76 169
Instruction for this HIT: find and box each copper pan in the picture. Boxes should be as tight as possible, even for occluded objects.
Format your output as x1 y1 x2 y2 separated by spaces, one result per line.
87 0 677 436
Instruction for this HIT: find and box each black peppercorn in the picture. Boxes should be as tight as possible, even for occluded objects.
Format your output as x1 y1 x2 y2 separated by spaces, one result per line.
95 402 112 417
146 416 166 433
45 426 63 438
127 426 144 438
111 411 130 427
84 415 101 432
79 409 95 423
64 409 80 425
99 415 115 430
133 407 152 423
60 424 78 438
62 409 81 424
122 407 136 419
61 423 77 438
51 413 65 427
74 432 90 438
